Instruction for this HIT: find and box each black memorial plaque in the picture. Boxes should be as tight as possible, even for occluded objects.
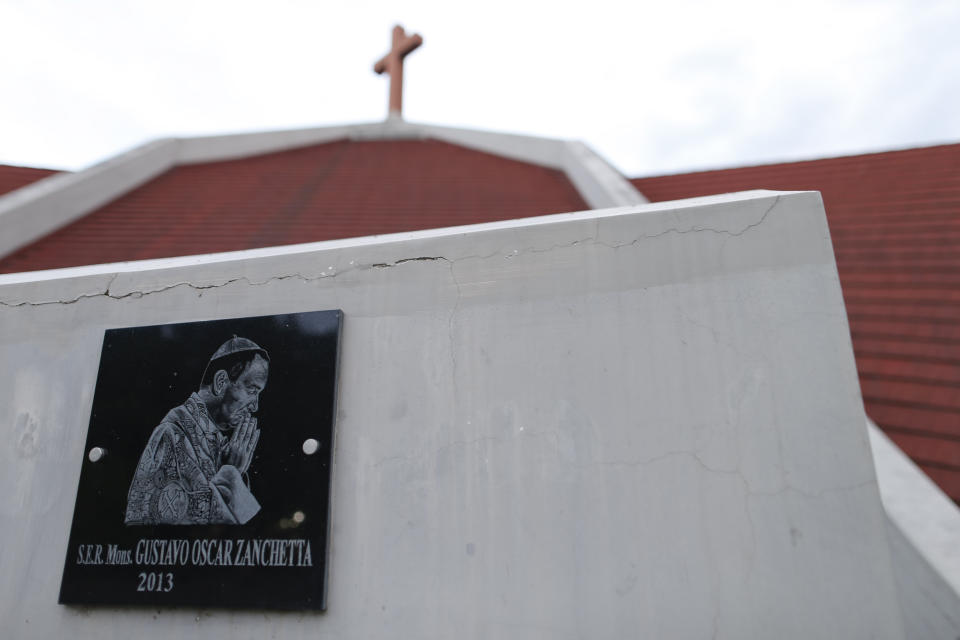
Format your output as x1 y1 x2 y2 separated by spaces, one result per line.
59 310 342 610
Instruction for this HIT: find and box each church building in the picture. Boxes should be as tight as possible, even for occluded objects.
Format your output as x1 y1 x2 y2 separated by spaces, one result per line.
0 25 957 639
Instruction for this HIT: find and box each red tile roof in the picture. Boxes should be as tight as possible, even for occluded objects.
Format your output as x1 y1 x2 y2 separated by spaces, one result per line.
633 142 960 502
0 164 59 196
0 140 585 273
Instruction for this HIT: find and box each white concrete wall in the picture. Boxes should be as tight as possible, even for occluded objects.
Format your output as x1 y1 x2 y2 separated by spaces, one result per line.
0 191 905 638
869 421 960 638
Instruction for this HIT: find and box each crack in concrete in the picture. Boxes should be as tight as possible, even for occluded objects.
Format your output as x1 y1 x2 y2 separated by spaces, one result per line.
447 258 463 402
595 195 781 251
0 197 780 308
579 447 875 500
368 420 872 501
0 255 461 308
0 273 306 307
371 256 450 269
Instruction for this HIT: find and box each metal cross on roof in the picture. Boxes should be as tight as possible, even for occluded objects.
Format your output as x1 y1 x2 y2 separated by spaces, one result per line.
373 25 423 118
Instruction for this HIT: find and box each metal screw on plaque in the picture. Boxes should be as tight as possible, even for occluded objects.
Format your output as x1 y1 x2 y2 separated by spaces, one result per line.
293 511 305 524
302 439 319 455
88 447 106 462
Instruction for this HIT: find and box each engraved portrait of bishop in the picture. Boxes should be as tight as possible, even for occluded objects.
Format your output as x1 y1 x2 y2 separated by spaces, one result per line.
125 336 268 525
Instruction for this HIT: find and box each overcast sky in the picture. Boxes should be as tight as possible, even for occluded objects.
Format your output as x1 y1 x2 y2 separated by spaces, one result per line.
2 0 958 177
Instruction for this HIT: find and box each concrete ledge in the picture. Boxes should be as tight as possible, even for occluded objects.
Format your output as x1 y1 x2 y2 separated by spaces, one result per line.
0 190 793 287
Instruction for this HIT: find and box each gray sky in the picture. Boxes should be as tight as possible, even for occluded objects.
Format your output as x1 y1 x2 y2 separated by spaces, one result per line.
2 0 958 177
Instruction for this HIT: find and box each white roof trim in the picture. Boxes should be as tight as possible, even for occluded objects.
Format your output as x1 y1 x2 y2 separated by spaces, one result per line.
0 139 179 258
176 118 648 209
0 119 645 261
562 141 647 210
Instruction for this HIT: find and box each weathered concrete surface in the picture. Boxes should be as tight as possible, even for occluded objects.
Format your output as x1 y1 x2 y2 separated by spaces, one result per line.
869 421 960 638
0 191 904 638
